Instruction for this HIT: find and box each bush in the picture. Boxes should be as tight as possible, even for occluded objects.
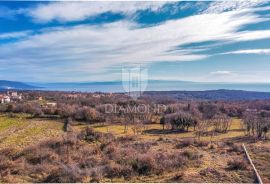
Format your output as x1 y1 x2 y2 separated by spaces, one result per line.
194 140 209 147
77 127 102 142
132 142 151 153
132 154 157 175
117 135 136 142
208 143 217 149
104 162 123 178
104 161 133 178
176 138 194 148
22 147 58 165
228 144 243 153
182 150 201 160
227 160 248 170
199 167 220 176
0 148 16 159
44 164 85 183
172 171 185 180
167 152 187 168
90 167 104 182
101 142 119 160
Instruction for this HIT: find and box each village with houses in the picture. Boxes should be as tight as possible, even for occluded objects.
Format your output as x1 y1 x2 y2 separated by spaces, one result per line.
0 91 23 104
0 90 114 107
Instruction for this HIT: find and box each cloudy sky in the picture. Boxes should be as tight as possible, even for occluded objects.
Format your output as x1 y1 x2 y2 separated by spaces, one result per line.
1 1 270 82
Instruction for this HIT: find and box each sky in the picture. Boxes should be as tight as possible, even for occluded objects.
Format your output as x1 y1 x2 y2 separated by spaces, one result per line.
1 1 270 83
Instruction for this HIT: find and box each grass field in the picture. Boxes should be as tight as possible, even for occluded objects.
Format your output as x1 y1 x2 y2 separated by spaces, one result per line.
0 113 246 149
0 113 64 150
86 118 245 141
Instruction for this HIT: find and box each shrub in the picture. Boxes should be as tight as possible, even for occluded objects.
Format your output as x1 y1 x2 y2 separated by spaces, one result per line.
176 138 194 148
0 155 12 174
104 161 133 178
228 144 243 153
208 143 217 149
194 140 209 147
101 142 119 160
157 137 164 141
227 160 248 170
104 162 123 178
90 166 104 182
132 154 157 175
167 152 187 168
132 142 151 153
117 135 136 142
172 171 185 180
182 150 201 160
79 156 100 169
44 164 85 183
199 167 220 176
0 148 16 159
41 139 62 150
77 127 102 142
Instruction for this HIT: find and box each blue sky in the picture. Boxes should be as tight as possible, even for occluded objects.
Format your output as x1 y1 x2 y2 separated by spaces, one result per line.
1 1 270 83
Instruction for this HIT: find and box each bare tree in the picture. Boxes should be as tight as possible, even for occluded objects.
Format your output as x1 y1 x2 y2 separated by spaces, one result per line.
211 114 232 133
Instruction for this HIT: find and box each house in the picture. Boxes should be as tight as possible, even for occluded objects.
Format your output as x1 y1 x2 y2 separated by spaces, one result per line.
7 91 22 101
46 102 57 107
0 95 11 104
8 91 17 97
66 94 79 98
0 95 3 103
92 94 101 98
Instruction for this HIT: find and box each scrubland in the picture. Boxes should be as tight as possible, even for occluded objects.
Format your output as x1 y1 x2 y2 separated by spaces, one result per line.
0 91 270 182
0 113 268 183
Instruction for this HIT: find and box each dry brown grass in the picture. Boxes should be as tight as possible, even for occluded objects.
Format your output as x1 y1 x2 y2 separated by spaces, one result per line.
0 114 265 183
0 126 256 183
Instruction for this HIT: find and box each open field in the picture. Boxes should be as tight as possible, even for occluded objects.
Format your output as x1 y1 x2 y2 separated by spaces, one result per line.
85 118 245 141
0 113 269 183
0 113 64 150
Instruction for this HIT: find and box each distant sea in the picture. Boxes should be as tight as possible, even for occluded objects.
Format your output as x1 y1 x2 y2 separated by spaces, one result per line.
32 81 270 93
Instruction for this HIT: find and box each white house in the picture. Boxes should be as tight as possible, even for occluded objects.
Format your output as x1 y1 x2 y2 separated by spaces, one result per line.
46 102 57 107
8 91 22 100
0 95 11 103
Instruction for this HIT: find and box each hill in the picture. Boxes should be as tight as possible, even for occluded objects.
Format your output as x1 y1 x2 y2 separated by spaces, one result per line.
0 80 39 90
144 89 270 100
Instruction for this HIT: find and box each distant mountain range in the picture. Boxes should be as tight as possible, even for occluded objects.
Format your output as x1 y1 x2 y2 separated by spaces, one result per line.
3 80 270 100
0 80 39 90
144 90 270 100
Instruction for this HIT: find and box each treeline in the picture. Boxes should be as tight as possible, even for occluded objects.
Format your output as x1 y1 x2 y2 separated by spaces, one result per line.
1 91 270 139
0 102 104 123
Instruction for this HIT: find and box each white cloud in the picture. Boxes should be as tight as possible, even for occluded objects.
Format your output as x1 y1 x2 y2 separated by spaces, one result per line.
233 30 270 41
1 3 270 81
26 1 268 23
27 2 170 23
211 71 232 75
0 31 32 39
223 49 270 55
202 0 266 14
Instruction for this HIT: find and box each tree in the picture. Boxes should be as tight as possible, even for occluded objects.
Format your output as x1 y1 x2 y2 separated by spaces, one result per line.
64 117 73 132
164 112 197 132
160 116 165 130
211 114 231 133
194 120 210 140
243 110 270 139
199 102 218 119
